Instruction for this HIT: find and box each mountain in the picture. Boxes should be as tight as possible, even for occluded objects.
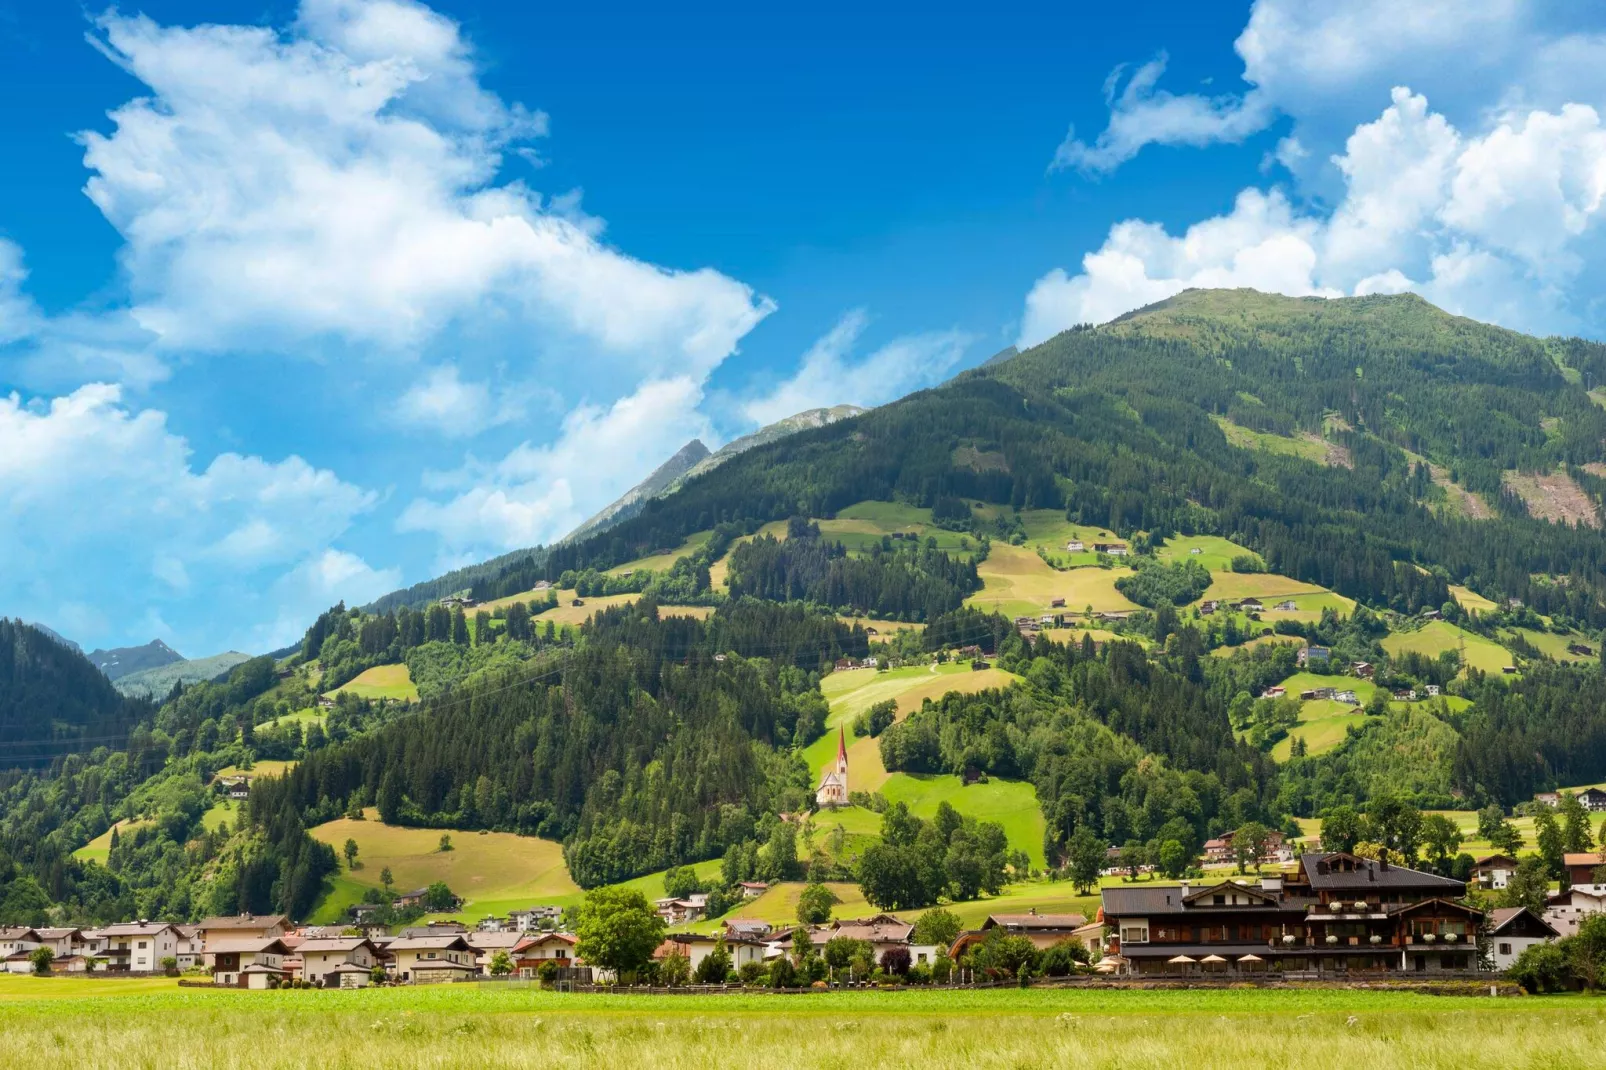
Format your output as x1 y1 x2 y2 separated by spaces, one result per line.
25 623 80 653
1 619 148 766
561 439 711 546
560 406 867 545
980 344 1018 366
113 651 254 699
670 405 867 492
88 639 185 682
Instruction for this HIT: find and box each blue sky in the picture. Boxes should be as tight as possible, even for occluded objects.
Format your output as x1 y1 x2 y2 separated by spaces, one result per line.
4 0 1606 654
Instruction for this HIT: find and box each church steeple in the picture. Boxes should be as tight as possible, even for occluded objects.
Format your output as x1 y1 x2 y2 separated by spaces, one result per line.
836 725 848 774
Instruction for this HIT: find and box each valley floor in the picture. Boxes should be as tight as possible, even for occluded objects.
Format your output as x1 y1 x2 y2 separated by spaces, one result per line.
1 976 1599 1069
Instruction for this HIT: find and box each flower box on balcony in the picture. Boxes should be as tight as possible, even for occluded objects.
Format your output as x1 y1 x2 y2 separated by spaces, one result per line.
1421 933 1436 943
1325 935 1339 945
1369 935 1382 945
1443 933 1459 943
1282 935 1296 946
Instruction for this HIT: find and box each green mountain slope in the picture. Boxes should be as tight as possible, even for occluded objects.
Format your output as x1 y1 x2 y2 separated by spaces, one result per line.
88 639 185 682
113 651 254 698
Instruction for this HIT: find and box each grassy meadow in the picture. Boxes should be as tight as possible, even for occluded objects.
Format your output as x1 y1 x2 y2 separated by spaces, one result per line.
325 663 419 703
1 977 1598 1069
1380 620 1511 676
307 808 581 922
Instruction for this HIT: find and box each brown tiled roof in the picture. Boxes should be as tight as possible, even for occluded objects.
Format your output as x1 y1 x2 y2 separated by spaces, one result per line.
98 923 178 937
983 913 1088 930
296 938 375 954
205 938 290 955
198 914 287 930
389 935 472 951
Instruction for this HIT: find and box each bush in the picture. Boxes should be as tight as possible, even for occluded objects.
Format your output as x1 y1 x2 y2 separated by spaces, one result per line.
738 961 765 985
1114 559 1212 607
1508 941 1570 993
879 946 911 976
1037 939 1090 977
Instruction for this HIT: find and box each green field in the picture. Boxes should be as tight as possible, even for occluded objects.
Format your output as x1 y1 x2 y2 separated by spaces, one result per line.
1 976 1593 1069
1381 620 1512 676
604 529 713 576
306 809 581 923
1212 414 1332 463
820 501 974 556
1449 584 1499 613
1154 535 1258 572
1508 626 1599 665
324 663 419 703
882 774 1047 869
258 707 326 732
210 759 295 782
968 543 1139 619
72 818 154 864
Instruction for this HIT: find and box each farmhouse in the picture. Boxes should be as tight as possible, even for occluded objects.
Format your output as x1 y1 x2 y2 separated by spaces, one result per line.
1471 855 1520 891
97 922 182 973
508 905 564 931
948 910 1088 958
1263 686 1286 699
1488 907 1558 972
0 928 39 973
388 935 477 983
1334 690 1359 705
1546 884 1606 938
1564 852 1606 886
466 931 526 974
1100 853 1479 977
1066 540 1084 552
208 937 290 987
1274 600 1298 611
296 937 378 987
1236 598 1264 611
657 931 768 973
1578 787 1606 812
513 932 580 978
737 881 769 899
1351 662 1374 679
654 894 710 925
1200 600 1219 615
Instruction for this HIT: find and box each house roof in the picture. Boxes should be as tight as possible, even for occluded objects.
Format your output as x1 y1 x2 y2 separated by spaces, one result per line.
514 933 577 951
327 962 375 973
198 914 287 931
1473 855 1520 868
296 938 376 954
981 912 1088 931
1563 853 1606 867
1386 897 1483 919
33 928 81 940
239 963 286 974
466 932 526 950
1490 906 1560 937
389 935 472 951
1102 883 1301 917
98 922 178 938
1299 853 1464 892
206 938 290 955
0 927 40 941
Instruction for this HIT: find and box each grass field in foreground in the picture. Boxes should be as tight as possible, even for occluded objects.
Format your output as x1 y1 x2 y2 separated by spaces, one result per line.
325 663 418 703
2 979 1596 1070
307 809 581 923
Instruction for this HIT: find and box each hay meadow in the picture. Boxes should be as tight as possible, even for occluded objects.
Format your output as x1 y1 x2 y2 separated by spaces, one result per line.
4 977 1604 1069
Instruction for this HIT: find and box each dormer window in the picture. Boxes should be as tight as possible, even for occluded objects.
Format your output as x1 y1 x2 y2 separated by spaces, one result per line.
1212 894 1225 905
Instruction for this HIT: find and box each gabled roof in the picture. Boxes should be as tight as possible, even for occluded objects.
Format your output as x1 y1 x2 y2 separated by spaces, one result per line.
1299 853 1464 892
98 922 178 938
296 938 376 954
388 935 472 951
514 932 577 951
33 928 81 940
1386 897 1483 919
206 937 291 955
0 927 41 941
1472 854 1520 868
1102 883 1300 917
1181 880 1279 906
466 932 526 950
1563 853 1606 867
1489 906 1559 937
982 912 1088 930
198 914 287 931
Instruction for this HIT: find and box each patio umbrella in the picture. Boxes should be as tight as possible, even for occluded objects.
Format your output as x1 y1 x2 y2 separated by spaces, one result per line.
1094 963 1117 973
1199 955 1226 963
1236 954 1263 963
1095 955 1125 968
1167 955 1196 964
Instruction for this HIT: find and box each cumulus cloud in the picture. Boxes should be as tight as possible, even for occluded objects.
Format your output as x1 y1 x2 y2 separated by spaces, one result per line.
0 383 384 652
395 365 531 436
1021 87 1606 346
77 1 772 380
398 377 713 559
1054 0 1606 177
742 312 973 427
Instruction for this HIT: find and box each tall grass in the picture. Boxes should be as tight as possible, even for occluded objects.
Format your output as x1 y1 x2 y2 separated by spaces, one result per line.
3 981 1604 1068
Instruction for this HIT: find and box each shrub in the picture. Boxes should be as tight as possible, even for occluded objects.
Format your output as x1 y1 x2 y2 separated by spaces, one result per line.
1508 941 1570 993
879 946 911 976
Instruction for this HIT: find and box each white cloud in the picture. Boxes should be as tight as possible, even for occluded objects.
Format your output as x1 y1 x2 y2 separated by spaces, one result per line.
1052 53 1275 174
76 1 772 382
1054 0 1605 178
742 311 972 427
0 383 384 652
395 365 529 436
249 548 402 652
398 377 712 557
1022 85 1606 345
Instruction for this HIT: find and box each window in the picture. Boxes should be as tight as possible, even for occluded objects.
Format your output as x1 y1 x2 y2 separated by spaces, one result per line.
1119 924 1149 944
1499 943 1512 956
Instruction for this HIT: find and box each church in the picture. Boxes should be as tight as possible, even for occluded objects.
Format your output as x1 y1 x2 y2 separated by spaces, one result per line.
816 727 849 808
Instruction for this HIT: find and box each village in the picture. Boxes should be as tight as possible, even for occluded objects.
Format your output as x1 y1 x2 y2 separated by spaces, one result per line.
5 818 1602 989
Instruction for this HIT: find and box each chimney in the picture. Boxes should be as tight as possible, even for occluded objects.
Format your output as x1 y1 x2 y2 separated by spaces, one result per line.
1368 867 1376 882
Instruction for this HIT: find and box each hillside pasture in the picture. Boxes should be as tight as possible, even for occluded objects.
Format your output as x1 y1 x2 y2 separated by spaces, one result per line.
1381 621 1511 676
1449 584 1499 613
324 663 418 703
839 616 926 637
210 760 294 782
603 529 713 576
307 809 581 923
706 520 789 589
1155 535 1258 572
1508 626 1598 665
1212 414 1331 463
881 773 1047 868
1197 572 1328 602
73 818 154 864
968 543 1139 619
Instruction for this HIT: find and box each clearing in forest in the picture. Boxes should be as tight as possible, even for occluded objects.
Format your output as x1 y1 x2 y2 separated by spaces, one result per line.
324 663 418 703
1501 469 1600 527
1380 621 1511 676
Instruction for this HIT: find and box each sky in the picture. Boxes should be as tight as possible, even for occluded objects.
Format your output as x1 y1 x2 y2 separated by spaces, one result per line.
5 0 1606 655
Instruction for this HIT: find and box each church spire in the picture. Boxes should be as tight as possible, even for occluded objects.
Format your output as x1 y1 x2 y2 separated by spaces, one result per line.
837 725 848 772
